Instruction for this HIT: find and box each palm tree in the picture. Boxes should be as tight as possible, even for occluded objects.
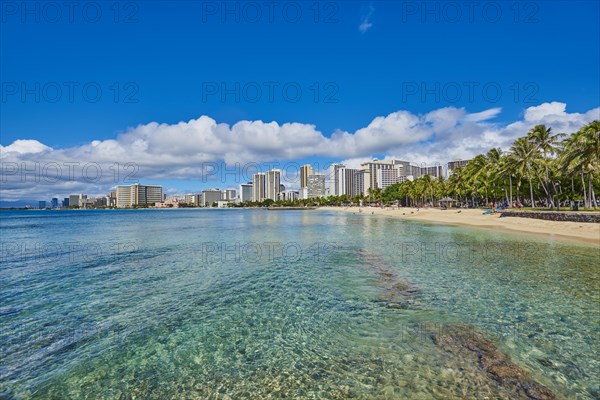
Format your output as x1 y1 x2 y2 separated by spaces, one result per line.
560 120 600 209
499 154 517 205
485 148 502 204
527 125 563 207
509 137 539 207
463 154 487 206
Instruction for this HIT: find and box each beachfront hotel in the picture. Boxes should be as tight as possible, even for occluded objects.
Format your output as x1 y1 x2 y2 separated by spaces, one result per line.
200 189 222 207
116 184 163 208
334 165 359 198
252 173 266 202
300 164 313 190
265 169 281 201
328 159 447 198
239 182 253 202
447 159 471 175
307 174 326 199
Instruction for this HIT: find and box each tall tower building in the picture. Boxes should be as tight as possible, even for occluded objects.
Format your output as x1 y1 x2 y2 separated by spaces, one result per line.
337 168 358 197
307 174 326 198
252 173 266 202
300 164 313 189
333 163 345 196
265 169 281 201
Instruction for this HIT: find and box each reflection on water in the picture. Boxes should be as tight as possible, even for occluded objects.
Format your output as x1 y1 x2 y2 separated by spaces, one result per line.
0 209 598 399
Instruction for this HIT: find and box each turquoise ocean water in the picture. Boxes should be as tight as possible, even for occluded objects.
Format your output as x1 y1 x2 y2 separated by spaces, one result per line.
0 209 598 399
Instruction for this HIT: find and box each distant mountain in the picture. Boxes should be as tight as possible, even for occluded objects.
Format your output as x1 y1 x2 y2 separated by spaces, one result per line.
0 200 39 209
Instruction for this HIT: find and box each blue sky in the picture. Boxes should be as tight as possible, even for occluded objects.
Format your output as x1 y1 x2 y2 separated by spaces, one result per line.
1 1 599 202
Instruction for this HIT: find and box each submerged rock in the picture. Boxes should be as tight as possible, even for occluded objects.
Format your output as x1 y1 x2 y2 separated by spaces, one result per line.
354 248 420 307
358 249 419 309
430 323 556 400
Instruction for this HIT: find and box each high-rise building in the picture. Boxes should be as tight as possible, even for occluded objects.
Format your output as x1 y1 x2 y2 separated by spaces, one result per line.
360 160 395 190
94 197 107 207
336 167 359 197
300 164 313 189
307 174 326 198
266 169 281 201
50 198 59 208
420 165 443 178
393 160 421 180
68 194 86 208
224 189 236 201
278 190 299 201
376 168 399 190
107 192 117 208
252 173 266 202
397 175 414 184
184 194 200 206
240 183 253 202
201 189 222 207
354 170 372 196
447 159 470 176
116 184 163 208
63 198 69 207
69 195 80 207
333 163 345 196
300 187 308 200
38 201 46 209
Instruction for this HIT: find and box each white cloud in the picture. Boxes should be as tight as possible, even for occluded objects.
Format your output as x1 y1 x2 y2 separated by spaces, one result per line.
0 139 53 155
359 4 374 33
1 102 598 201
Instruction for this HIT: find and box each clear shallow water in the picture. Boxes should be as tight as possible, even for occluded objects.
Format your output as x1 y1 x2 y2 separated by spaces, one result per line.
0 209 598 399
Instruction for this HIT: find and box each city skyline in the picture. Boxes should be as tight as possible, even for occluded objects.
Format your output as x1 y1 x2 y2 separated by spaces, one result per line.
15 159 469 209
2 102 599 205
26 158 469 209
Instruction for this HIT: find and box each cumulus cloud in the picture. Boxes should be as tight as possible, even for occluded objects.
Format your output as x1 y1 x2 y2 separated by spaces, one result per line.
0 139 53 154
1 102 598 201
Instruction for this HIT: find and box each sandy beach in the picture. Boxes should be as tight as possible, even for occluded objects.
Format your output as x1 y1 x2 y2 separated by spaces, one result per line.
319 206 600 246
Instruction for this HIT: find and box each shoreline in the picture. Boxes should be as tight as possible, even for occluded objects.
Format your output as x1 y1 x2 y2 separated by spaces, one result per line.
319 206 600 246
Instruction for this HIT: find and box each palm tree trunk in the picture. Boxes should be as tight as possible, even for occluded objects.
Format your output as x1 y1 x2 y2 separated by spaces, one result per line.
509 175 513 205
535 170 553 207
581 173 588 208
589 174 596 210
529 176 535 207
544 165 553 208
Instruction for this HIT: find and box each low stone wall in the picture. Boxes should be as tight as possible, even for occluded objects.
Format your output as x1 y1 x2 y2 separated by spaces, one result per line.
501 210 600 223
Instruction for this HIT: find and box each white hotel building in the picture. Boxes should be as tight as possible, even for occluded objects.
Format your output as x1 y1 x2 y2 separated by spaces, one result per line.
116 184 163 208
